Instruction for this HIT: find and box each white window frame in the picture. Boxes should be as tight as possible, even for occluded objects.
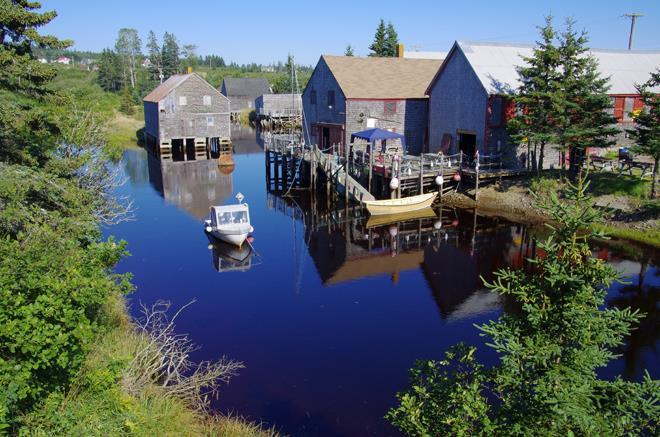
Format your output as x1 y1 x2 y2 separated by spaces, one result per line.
179 96 187 106
203 95 211 105
207 116 214 127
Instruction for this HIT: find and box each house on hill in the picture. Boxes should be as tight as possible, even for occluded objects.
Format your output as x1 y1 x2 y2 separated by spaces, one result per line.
302 55 443 155
426 41 660 167
143 73 230 161
220 77 272 115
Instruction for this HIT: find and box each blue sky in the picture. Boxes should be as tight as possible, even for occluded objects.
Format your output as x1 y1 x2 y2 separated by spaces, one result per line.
42 1 659 65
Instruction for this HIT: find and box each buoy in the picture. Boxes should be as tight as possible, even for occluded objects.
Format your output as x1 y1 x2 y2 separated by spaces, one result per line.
453 173 461 182
433 220 442 230
388 225 398 237
389 177 400 190
452 219 459 227
207 243 213 250
435 175 444 186
205 226 213 233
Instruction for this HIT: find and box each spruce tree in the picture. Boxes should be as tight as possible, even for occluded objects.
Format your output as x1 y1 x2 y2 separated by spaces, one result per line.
368 19 387 57
0 0 72 165
96 48 123 92
628 69 660 198
508 16 561 172
146 30 162 82
161 32 180 78
555 19 617 172
345 44 354 56
387 174 659 435
384 21 399 57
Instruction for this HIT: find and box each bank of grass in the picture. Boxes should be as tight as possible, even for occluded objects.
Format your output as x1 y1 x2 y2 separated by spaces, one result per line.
594 224 660 249
106 108 144 159
21 294 278 436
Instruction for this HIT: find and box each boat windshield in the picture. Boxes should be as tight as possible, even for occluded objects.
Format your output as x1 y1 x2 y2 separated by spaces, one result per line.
216 210 248 225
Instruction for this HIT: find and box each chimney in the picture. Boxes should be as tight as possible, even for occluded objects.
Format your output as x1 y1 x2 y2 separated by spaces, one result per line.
397 43 405 57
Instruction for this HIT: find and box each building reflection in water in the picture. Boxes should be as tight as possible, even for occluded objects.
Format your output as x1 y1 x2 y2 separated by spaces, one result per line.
207 237 257 273
267 191 533 321
147 154 233 220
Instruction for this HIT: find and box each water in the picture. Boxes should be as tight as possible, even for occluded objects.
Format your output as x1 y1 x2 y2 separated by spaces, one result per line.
111 135 659 436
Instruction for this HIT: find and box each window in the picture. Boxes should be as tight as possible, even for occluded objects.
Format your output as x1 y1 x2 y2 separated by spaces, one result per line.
605 97 615 115
310 90 317 105
327 90 335 107
623 97 634 122
203 95 211 105
384 101 397 114
207 116 214 127
179 96 187 106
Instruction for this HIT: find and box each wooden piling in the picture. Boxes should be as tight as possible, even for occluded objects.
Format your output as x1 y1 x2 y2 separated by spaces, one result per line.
419 154 424 195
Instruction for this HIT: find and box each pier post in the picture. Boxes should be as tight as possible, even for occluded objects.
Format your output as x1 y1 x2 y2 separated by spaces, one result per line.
419 154 424 195
475 161 480 202
344 142 349 206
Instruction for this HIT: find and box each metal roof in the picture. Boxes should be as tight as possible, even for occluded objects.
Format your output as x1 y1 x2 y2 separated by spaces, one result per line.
221 77 272 97
403 50 447 60
322 55 443 99
455 41 660 95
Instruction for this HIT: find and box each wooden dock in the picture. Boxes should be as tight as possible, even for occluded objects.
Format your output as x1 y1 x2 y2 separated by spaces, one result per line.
264 134 528 204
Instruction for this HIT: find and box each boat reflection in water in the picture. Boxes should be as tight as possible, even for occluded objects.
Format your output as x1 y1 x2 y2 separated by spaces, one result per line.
207 236 257 273
147 154 233 219
267 191 535 321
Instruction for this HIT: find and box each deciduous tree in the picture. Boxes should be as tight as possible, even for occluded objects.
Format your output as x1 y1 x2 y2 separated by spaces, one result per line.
114 28 142 89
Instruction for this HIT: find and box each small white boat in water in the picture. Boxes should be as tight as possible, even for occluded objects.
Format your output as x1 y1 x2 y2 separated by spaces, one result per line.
363 192 437 216
204 193 254 247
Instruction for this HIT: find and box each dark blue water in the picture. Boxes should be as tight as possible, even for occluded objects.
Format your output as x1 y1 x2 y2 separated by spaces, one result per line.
109 140 659 436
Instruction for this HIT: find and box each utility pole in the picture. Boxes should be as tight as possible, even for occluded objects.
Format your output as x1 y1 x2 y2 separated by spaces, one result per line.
623 13 644 50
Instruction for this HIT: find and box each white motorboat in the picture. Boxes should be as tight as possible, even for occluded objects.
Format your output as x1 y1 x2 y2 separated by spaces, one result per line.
204 193 254 247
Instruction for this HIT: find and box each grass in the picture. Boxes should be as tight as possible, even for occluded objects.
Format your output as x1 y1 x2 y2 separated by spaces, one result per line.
594 223 660 249
20 294 278 436
587 172 651 199
106 109 144 159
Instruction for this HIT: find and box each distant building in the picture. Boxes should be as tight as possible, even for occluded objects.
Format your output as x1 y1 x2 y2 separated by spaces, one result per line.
38 57 48 64
219 77 272 114
302 55 442 155
426 41 660 167
256 93 302 118
56 56 71 65
142 58 152 68
143 73 230 161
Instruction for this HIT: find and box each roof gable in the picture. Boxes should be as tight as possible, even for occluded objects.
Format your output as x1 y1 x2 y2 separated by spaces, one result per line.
143 73 226 103
321 55 443 99
454 41 660 95
220 77 272 97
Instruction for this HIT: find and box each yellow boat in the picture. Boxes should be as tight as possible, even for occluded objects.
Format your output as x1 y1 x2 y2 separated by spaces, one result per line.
366 207 437 228
363 192 437 216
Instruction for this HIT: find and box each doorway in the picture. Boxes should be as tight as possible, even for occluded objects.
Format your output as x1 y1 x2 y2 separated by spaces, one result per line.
457 132 477 158
185 138 196 161
172 139 185 161
322 127 330 151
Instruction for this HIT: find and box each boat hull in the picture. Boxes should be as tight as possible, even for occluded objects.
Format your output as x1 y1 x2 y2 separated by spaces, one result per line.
207 223 253 247
364 192 437 216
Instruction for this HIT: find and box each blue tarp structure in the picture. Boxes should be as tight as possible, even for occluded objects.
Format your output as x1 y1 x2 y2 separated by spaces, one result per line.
350 128 407 154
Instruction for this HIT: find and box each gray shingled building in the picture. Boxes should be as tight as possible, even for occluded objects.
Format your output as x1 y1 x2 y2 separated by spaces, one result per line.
143 73 230 161
302 55 442 155
427 41 660 168
220 77 272 114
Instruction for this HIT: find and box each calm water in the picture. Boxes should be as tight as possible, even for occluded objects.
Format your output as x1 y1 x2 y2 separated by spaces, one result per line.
109 132 658 436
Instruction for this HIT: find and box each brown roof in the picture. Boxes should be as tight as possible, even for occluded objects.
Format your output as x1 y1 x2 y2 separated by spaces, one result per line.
322 55 443 99
143 74 192 102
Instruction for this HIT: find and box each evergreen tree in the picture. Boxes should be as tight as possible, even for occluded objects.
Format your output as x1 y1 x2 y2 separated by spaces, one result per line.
628 69 660 198
508 16 561 172
96 48 123 92
345 44 354 56
119 86 135 115
384 22 399 57
555 19 617 172
146 30 162 82
368 19 387 57
387 175 659 435
114 28 141 89
272 54 298 94
0 0 72 165
161 32 180 79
